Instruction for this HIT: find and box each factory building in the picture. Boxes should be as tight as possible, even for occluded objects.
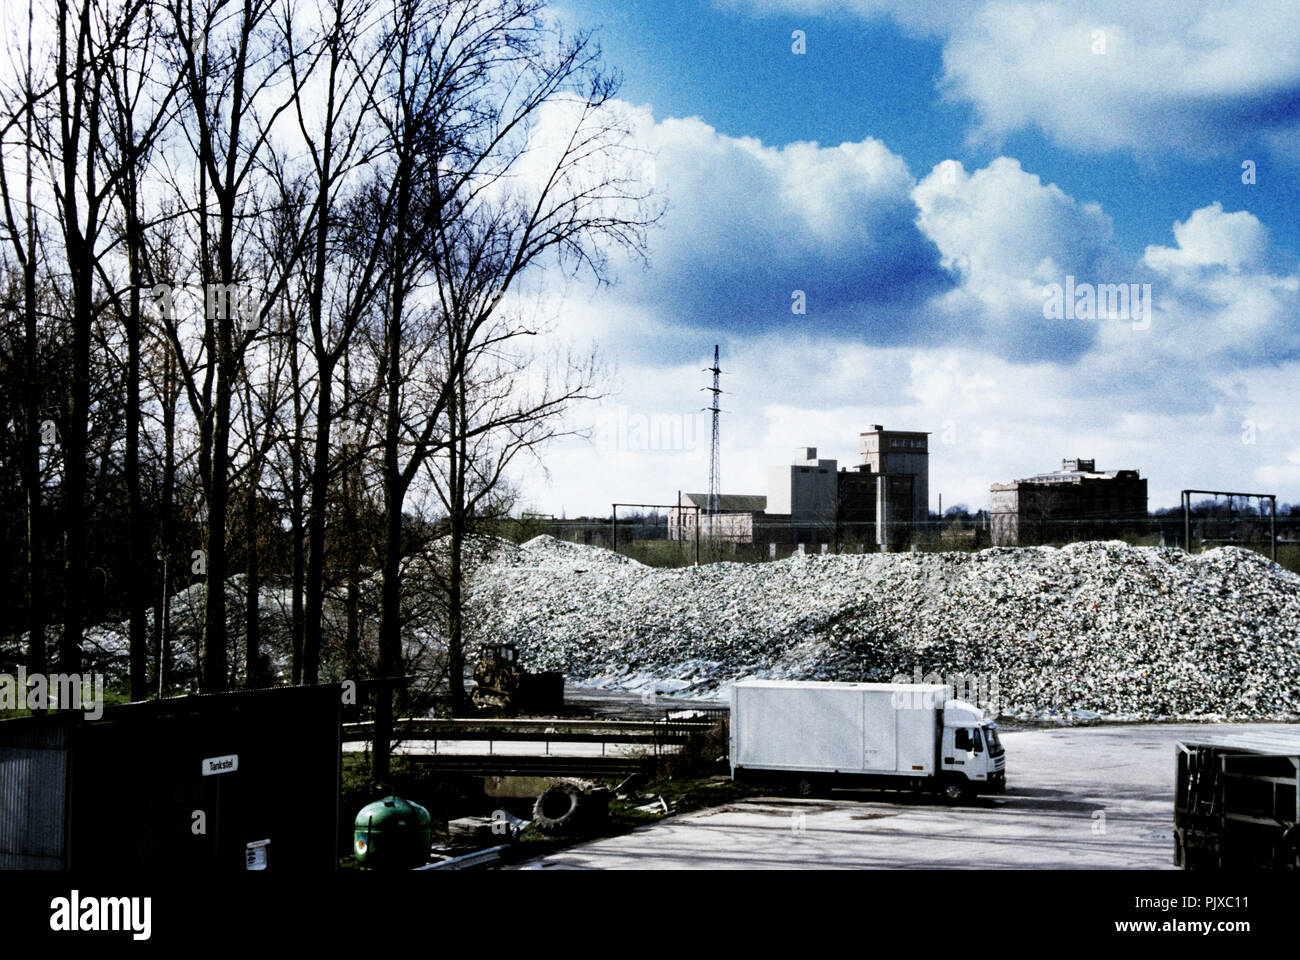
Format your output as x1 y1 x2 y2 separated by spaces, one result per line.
668 426 930 549
859 424 930 528
990 458 1148 546
768 448 838 538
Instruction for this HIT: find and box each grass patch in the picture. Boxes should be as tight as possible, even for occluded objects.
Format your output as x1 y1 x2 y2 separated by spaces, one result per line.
0 679 133 721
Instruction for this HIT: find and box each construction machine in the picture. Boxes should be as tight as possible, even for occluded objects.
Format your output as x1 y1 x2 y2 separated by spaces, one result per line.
471 642 564 714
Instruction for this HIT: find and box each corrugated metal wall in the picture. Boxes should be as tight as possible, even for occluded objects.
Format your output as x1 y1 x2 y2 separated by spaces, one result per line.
0 717 70 869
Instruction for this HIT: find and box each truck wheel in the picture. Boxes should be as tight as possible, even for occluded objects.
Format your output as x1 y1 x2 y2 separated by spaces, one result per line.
794 776 820 798
942 781 967 803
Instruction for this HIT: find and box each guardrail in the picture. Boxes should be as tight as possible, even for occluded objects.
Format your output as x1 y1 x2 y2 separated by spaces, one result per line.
342 716 721 758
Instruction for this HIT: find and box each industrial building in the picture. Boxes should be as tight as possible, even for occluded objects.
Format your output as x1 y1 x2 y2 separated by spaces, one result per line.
668 425 930 550
667 493 769 543
990 458 1148 545
857 424 930 539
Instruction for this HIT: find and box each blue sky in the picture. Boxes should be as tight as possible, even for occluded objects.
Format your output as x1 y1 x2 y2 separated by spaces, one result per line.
517 0 1300 516
563 0 1300 265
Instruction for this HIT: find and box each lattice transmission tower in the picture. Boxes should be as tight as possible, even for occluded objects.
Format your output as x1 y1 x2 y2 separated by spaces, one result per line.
703 345 722 517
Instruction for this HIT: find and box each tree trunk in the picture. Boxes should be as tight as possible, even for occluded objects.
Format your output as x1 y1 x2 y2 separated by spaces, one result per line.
448 514 466 715
123 163 148 702
244 480 262 687
61 265 92 675
202 319 233 692
155 351 176 696
289 331 305 684
373 485 403 783
373 117 412 781
447 369 468 714
22 57 44 689
304 364 332 685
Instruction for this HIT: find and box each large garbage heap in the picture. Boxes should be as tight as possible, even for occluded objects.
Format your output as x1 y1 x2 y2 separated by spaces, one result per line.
466 536 1300 721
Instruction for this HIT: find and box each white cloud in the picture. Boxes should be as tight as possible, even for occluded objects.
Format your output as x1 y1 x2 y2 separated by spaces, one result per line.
519 338 1300 516
1134 203 1300 364
912 157 1116 359
1143 202 1270 273
505 105 1300 515
730 0 1300 157
580 106 951 343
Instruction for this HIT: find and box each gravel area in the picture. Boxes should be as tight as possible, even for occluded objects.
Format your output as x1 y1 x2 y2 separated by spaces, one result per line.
467 536 1300 722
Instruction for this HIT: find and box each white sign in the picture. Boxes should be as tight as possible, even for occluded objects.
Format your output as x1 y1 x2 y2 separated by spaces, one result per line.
245 839 269 871
201 754 239 776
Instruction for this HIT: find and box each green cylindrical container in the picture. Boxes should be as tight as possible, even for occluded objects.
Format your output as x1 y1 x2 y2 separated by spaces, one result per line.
353 796 432 870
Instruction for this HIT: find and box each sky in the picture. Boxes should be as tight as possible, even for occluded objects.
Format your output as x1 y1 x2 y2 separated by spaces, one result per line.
506 1 1300 516
6 1 1296 525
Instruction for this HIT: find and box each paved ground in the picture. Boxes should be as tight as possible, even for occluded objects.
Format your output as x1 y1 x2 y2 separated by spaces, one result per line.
513 722 1299 870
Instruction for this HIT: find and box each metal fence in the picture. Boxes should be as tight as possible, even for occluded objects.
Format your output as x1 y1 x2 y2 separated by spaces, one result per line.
519 516 1300 571
652 706 729 759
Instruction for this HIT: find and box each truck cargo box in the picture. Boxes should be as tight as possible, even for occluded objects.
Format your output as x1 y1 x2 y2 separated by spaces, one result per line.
730 680 949 777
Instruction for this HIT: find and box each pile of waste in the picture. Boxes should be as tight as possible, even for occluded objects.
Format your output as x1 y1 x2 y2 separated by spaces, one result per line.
467 537 1300 721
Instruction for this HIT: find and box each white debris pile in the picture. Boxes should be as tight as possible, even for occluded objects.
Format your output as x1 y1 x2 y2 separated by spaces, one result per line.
466 537 1300 721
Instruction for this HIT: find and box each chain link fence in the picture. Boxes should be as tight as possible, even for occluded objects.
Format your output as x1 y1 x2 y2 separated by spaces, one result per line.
497 513 1300 574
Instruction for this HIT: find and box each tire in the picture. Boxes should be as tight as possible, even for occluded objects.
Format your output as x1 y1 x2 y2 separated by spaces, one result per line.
532 782 583 832
794 776 821 798
942 780 968 803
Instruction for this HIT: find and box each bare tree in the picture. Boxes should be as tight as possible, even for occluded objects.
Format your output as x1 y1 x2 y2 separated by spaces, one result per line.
357 0 654 779
158 0 319 691
0 0 50 687
38 0 125 673
95 0 182 699
435 325 604 712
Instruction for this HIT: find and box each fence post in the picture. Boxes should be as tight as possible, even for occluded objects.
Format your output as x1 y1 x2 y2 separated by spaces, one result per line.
1271 496 1277 563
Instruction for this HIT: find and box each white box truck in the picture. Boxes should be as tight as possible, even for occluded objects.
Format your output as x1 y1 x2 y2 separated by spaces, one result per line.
729 680 1006 801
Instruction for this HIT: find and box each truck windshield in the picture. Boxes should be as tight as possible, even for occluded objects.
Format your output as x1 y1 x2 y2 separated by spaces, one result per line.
983 725 1003 754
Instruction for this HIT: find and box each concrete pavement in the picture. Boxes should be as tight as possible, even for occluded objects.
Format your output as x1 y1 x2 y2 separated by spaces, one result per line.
514 723 1297 869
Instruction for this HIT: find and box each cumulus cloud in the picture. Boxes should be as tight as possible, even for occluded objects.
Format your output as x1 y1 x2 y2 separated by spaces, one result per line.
730 0 1300 158
536 100 1297 383
1135 203 1300 365
509 100 1300 514
1143 202 1270 273
912 157 1118 361
547 105 1122 363
597 107 952 351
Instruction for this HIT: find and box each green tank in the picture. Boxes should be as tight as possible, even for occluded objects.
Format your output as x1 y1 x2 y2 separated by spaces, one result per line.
353 796 432 870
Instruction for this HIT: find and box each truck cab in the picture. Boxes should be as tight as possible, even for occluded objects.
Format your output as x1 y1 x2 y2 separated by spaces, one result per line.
941 699 1006 798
